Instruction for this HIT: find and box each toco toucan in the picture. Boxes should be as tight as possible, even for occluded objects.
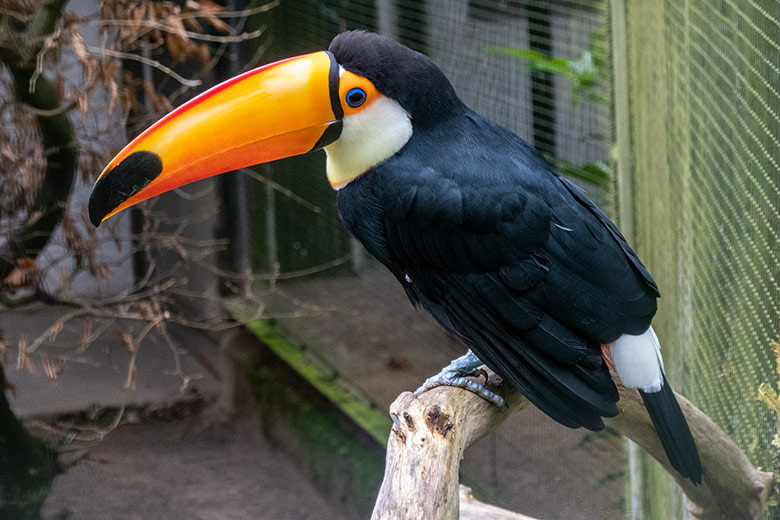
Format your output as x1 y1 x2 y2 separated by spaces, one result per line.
89 30 702 484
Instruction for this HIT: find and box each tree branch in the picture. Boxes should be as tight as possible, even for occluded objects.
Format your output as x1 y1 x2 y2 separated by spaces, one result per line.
0 361 61 519
372 378 773 520
0 0 69 67
0 0 76 281
458 485 539 520
371 385 529 520
23 0 68 56
605 380 774 520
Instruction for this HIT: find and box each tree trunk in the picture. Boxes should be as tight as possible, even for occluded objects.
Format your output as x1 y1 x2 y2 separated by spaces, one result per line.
0 0 77 280
0 362 61 518
0 5 70 512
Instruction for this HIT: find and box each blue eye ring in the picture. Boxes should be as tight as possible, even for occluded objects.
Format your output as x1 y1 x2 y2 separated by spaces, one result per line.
346 88 367 108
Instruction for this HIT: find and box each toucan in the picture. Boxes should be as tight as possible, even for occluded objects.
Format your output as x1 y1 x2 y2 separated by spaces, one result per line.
89 30 702 484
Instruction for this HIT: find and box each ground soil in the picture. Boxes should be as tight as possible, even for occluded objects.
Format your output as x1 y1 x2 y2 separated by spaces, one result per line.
3 306 354 520
39 409 354 520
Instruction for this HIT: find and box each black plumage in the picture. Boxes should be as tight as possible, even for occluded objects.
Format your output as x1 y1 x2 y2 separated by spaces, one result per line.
337 108 653 430
331 31 700 482
641 376 703 481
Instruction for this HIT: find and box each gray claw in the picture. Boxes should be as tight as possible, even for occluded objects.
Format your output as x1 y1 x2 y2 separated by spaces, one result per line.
414 350 505 407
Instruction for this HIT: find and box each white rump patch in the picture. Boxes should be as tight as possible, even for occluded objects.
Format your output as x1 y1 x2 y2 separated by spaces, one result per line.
325 95 412 188
610 326 665 392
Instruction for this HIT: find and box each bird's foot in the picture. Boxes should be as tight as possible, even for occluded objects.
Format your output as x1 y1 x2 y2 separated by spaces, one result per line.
414 350 506 407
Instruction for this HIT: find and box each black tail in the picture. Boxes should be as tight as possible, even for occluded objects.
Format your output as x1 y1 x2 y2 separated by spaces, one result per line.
639 375 702 484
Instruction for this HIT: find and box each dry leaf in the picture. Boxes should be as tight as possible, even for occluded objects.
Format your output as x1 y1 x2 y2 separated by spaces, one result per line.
165 34 192 62
170 236 189 264
78 317 94 353
2 268 29 294
1 257 39 294
70 31 90 66
125 358 137 390
0 329 8 363
43 356 65 381
58 264 71 293
16 336 35 374
137 300 157 322
143 81 174 113
191 43 210 64
119 330 136 352
62 9 86 27
193 0 232 34
108 78 120 114
46 320 64 344
76 89 89 114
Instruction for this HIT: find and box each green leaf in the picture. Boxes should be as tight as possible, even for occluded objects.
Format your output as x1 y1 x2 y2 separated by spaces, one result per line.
486 45 604 105
549 157 611 189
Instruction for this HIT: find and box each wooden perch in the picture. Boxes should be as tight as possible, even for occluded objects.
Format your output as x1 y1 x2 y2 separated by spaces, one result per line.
371 377 773 520
371 384 530 520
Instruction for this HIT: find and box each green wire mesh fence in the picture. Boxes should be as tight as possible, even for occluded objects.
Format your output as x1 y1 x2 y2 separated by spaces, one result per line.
616 1 780 517
245 0 780 518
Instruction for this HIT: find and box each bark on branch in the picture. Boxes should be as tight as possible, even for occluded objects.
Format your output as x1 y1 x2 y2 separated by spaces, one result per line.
372 378 773 520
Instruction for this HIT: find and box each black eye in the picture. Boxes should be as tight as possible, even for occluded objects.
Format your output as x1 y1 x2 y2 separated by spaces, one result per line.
346 88 366 107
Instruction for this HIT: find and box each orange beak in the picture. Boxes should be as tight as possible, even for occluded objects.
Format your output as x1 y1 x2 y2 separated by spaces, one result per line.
89 51 342 226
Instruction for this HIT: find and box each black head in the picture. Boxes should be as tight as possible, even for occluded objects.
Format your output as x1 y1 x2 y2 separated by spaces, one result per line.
329 31 464 127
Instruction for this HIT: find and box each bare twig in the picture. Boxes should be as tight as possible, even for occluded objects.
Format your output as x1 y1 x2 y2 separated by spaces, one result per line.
175 1 280 20
82 45 201 87
93 19 266 43
25 308 90 354
238 168 322 213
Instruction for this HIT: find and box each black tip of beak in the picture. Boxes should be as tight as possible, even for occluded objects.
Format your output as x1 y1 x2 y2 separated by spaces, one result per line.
88 151 163 227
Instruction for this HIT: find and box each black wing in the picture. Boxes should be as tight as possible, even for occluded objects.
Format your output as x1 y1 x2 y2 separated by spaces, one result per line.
348 121 658 430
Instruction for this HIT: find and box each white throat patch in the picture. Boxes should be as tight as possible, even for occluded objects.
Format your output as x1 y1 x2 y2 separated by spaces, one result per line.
324 95 413 189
